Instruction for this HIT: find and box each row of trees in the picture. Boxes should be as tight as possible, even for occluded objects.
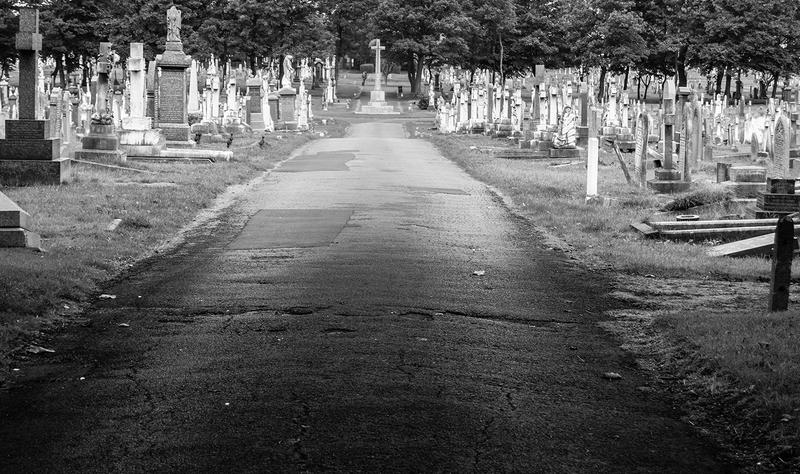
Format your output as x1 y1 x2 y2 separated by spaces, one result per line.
1 0 799 98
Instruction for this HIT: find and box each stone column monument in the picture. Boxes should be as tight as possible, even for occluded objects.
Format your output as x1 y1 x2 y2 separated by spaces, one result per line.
155 6 193 145
0 7 70 185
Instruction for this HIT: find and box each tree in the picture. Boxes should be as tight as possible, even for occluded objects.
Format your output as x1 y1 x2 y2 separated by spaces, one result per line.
372 0 473 95
569 0 647 99
0 0 17 77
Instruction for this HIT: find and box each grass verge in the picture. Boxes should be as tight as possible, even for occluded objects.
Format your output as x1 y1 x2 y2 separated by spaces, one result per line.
429 132 800 470
0 119 348 381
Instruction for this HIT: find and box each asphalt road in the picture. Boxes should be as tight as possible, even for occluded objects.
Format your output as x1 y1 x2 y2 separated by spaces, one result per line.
1 122 732 472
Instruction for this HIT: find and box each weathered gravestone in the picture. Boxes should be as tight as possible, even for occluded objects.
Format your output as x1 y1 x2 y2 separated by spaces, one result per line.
647 81 690 193
634 113 650 187
119 43 165 157
74 42 127 163
247 76 265 131
155 6 193 144
753 113 798 218
0 8 70 185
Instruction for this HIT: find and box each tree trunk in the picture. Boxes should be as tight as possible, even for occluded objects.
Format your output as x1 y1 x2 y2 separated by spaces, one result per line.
623 67 629 90
715 67 724 95
771 71 779 98
676 45 688 86
724 72 732 99
636 76 641 100
597 66 607 102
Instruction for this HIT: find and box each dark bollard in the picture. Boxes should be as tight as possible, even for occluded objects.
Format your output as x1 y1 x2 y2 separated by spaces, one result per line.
769 214 795 311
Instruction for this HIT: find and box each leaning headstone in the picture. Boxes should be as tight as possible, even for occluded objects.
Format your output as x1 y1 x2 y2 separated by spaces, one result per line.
0 8 70 185
155 6 193 144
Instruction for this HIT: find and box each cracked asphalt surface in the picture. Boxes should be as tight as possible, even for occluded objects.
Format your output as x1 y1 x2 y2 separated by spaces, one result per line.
1 122 732 472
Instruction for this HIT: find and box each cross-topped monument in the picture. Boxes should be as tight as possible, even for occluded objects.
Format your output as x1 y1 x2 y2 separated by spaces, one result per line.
370 39 386 91
16 7 42 120
355 38 397 114
0 7 70 185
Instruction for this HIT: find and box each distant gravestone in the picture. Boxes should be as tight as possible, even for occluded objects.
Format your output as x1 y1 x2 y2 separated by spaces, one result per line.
156 6 193 143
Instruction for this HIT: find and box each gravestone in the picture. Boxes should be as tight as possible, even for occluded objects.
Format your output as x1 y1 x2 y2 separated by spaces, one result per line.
634 113 649 187
119 42 165 156
74 42 127 163
0 8 70 186
752 113 798 218
155 6 193 144
647 81 690 193
247 76 265 131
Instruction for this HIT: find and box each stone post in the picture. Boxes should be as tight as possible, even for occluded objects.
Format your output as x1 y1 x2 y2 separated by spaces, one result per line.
0 7 70 185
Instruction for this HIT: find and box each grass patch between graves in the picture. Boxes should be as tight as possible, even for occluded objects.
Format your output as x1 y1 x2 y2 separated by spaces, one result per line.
0 120 348 380
429 132 800 469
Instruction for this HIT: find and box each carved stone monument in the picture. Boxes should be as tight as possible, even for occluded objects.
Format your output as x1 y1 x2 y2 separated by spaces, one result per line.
75 42 127 163
155 6 193 144
648 81 690 193
0 8 70 185
356 39 397 114
119 42 165 157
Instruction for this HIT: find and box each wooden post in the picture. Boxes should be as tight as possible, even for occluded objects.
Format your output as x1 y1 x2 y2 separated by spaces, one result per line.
769 215 794 311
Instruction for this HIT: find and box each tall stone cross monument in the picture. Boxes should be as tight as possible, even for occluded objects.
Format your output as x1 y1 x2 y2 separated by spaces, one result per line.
0 7 70 185
356 38 397 114
370 39 386 92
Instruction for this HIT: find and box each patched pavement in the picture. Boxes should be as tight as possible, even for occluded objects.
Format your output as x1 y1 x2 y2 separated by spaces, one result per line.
0 122 732 472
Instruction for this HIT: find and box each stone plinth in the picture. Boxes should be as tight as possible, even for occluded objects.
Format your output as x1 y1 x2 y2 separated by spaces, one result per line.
74 123 126 163
118 129 166 156
0 190 40 248
0 118 70 185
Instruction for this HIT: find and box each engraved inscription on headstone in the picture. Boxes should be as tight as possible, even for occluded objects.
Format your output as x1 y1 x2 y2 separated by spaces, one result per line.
770 114 791 179
157 70 186 123
6 119 47 139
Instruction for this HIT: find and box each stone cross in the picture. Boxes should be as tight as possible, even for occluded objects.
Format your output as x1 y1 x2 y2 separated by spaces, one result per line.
15 8 42 120
370 39 386 91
